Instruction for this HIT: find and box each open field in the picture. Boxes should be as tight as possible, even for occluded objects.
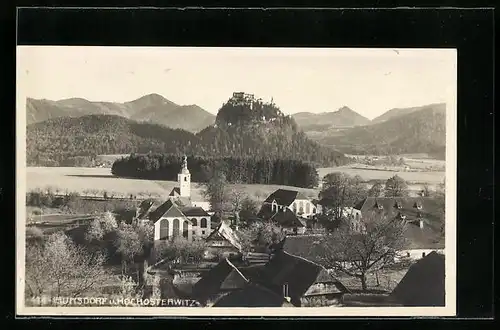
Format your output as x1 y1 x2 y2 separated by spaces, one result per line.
26 167 318 203
318 165 445 185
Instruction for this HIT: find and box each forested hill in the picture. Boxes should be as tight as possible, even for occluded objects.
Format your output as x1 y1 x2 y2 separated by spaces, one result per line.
202 93 349 165
27 95 351 167
26 115 200 166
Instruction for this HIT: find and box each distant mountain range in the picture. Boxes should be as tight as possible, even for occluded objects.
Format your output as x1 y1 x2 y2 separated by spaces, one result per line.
317 103 446 158
26 94 350 168
292 106 371 132
26 93 447 164
370 103 446 124
26 93 215 133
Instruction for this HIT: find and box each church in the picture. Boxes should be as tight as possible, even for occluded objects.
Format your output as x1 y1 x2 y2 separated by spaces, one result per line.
136 156 213 241
167 155 211 211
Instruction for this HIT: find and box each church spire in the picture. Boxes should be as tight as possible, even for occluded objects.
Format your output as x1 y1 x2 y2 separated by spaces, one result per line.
178 155 191 197
180 155 190 174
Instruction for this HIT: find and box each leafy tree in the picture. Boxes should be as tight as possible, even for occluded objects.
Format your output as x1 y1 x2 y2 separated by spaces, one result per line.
239 196 259 226
155 237 207 264
316 210 408 291
25 232 108 300
114 223 143 275
384 175 409 197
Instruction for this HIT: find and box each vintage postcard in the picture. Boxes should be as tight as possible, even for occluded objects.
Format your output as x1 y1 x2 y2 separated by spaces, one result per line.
16 47 457 316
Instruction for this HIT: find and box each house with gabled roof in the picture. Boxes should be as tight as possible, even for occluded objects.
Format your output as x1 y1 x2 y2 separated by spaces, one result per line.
259 188 318 219
262 207 307 235
204 221 243 260
353 197 445 260
390 251 445 306
191 251 350 307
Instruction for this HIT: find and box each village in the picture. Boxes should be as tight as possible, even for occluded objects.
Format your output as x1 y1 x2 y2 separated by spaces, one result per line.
25 155 446 308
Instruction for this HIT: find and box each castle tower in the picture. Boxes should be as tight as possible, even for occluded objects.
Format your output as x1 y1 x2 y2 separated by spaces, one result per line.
178 155 191 197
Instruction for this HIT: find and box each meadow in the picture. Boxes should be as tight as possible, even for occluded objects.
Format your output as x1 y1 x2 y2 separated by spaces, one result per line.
26 167 318 202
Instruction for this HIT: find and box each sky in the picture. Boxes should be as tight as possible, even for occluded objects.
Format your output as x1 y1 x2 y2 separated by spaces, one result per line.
17 47 457 120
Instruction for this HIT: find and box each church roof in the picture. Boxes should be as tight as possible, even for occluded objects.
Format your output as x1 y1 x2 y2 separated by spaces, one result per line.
169 187 181 197
148 199 188 222
180 206 211 217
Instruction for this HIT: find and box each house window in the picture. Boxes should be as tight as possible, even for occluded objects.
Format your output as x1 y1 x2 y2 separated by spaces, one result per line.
305 203 310 214
292 202 297 213
283 283 289 297
406 252 410 257
159 219 169 240
422 252 426 258
312 207 316 214
184 177 187 182
173 218 180 237
201 218 207 228
191 218 198 226
183 221 189 238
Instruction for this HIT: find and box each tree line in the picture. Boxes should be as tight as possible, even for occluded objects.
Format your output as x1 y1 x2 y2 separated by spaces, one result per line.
111 154 320 188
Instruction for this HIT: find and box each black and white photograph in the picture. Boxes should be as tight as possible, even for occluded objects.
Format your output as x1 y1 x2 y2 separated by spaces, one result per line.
16 46 457 316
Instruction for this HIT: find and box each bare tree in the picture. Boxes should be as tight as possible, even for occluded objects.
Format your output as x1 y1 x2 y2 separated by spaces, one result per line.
420 183 432 197
202 169 230 215
238 222 285 253
316 210 408 291
319 172 367 225
227 187 247 226
368 181 385 197
25 232 108 301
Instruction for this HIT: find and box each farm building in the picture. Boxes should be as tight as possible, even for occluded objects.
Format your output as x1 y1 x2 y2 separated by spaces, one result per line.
191 251 350 307
258 206 307 235
390 251 445 306
212 283 294 307
259 188 317 219
353 197 445 260
204 221 243 260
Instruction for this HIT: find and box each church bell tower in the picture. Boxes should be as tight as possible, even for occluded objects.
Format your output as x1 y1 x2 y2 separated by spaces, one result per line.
178 155 191 197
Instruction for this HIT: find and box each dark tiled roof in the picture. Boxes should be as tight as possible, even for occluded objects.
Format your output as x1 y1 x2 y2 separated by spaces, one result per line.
390 251 445 306
270 208 305 228
354 197 442 223
263 189 299 206
282 235 337 265
180 207 210 217
257 203 275 220
191 258 248 303
354 197 444 249
295 191 310 200
137 199 156 219
212 283 288 307
252 251 350 300
148 199 187 222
